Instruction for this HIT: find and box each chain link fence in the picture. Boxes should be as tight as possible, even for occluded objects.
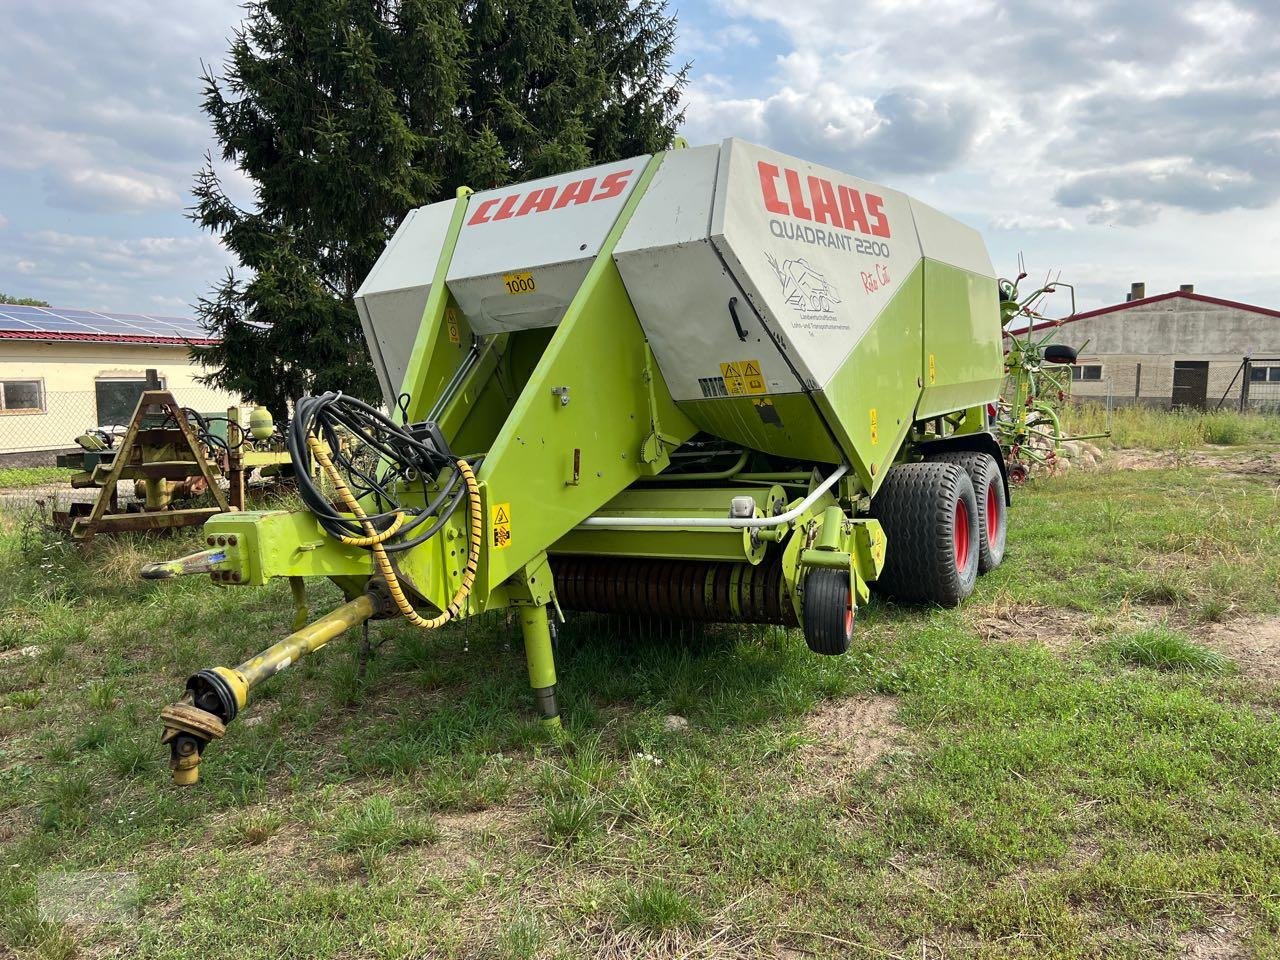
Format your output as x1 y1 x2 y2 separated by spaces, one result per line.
0 388 249 512
1221 357 1280 414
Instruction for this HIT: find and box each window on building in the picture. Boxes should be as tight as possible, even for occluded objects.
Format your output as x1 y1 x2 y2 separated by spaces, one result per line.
94 377 164 427
0 379 44 413
1248 365 1280 383
1071 365 1102 382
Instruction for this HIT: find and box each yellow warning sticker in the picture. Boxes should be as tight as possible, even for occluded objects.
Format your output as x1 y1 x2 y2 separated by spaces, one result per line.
870 408 879 444
928 353 936 385
721 359 767 396
741 359 767 395
502 271 536 295
491 502 512 549
720 361 745 395
445 307 460 344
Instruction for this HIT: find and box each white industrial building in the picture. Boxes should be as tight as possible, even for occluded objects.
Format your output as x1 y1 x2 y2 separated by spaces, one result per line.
1041 284 1280 410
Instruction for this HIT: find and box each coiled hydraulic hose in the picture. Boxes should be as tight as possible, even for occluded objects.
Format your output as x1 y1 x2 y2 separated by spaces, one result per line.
308 435 481 629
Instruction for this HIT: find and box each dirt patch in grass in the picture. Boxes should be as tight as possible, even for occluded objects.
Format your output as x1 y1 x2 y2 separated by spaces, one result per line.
1109 448 1280 480
413 803 535 883
0 644 41 664
796 695 904 794
969 602 1099 652
1195 616 1280 684
1179 912 1247 959
434 803 525 839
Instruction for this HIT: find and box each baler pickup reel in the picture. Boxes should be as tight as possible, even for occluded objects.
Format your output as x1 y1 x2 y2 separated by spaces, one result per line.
145 139 1011 785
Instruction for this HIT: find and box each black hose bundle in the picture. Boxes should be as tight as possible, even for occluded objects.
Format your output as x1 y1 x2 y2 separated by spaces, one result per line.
288 392 470 553
161 408 244 453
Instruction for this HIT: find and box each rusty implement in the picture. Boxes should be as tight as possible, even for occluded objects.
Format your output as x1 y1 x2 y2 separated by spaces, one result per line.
55 389 229 543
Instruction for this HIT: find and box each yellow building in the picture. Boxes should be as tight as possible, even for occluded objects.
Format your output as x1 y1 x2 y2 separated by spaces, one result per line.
0 304 240 465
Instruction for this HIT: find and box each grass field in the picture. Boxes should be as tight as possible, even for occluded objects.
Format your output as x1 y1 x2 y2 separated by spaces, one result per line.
1 451 1279 958
1060 404 1280 450
0 467 76 489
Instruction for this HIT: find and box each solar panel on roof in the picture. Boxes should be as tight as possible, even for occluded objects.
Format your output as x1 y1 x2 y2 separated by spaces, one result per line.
0 305 53 320
0 305 210 339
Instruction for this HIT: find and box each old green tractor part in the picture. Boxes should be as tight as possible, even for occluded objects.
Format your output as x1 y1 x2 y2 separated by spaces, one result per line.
147 139 1012 784
996 260 1109 481
220 404 296 509
56 392 296 541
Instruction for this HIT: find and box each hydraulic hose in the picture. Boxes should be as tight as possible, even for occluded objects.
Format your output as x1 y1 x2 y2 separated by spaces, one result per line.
308 435 481 629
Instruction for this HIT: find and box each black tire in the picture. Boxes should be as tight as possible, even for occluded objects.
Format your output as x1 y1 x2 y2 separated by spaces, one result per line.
870 461 979 606
802 568 853 655
929 452 1007 573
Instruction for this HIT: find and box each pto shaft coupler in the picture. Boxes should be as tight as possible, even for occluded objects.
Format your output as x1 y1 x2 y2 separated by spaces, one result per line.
159 593 379 785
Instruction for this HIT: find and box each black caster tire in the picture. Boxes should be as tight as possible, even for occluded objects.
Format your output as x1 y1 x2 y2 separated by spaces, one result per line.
802 568 854 655
930 452 1007 573
870 461 980 607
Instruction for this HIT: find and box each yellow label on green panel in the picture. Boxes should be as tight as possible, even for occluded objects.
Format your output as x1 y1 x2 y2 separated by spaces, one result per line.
491 503 512 549
870 407 879 444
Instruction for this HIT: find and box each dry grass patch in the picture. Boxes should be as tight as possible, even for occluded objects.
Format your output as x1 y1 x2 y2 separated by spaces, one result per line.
1179 912 1248 959
1109 448 1280 480
1194 616 1280 685
968 600 1099 652
794 694 904 796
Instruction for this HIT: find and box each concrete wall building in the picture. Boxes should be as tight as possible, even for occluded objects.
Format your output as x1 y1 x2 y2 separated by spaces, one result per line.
0 304 239 464
1040 284 1280 410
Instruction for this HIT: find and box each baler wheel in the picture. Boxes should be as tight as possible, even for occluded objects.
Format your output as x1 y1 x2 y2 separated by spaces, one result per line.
930 452 1007 573
870 462 979 606
802 569 854 655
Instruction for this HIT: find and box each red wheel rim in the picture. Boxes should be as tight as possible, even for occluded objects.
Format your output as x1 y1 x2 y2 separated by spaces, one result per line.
844 600 853 637
986 484 998 537
954 498 971 571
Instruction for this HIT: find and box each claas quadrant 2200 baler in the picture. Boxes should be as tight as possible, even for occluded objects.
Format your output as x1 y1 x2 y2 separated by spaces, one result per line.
148 139 1007 784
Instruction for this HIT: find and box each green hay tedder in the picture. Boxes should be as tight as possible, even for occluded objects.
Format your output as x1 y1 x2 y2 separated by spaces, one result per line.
145 139 1009 784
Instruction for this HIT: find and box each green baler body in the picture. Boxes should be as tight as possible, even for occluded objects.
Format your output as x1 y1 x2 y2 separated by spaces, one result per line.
206 138 1003 626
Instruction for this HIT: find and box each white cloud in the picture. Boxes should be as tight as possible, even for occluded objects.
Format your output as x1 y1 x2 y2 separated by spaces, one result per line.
0 230 233 311
683 0 1280 307
50 168 181 214
0 2 235 215
990 214 1075 232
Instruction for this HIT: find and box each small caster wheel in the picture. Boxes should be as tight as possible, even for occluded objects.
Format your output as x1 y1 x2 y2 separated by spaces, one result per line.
802 568 853 655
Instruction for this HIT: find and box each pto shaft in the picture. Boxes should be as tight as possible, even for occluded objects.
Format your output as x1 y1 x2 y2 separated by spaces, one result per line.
160 593 377 784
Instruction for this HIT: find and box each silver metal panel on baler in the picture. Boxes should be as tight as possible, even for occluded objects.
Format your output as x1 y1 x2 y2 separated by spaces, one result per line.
711 138 923 390
447 156 648 334
615 145 803 402
355 201 457 406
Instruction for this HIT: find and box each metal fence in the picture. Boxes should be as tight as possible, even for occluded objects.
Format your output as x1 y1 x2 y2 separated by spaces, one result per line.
0 388 244 465
1216 357 1280 413
0 388 247 513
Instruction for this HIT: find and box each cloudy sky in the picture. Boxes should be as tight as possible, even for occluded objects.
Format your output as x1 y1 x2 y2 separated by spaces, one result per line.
0 0 1276 317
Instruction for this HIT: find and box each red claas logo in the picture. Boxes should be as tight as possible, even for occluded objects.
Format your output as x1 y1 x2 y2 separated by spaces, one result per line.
467 170 634 226
757 161 891 238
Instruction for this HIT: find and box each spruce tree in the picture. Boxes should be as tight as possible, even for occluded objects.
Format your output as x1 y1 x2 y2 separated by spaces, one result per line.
191 0 687 415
